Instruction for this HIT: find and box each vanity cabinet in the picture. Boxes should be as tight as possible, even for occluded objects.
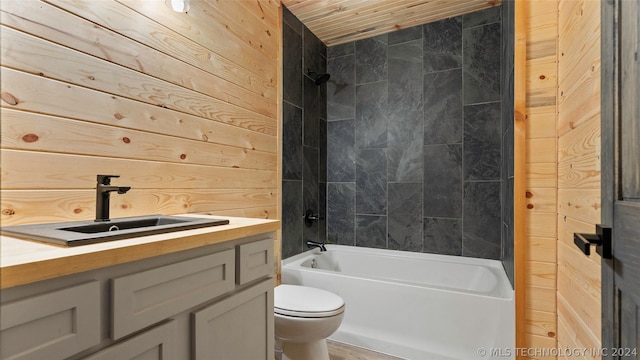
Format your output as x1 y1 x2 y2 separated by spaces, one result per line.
111 249 237 340
83 320 177 360
0 233 275 360
193 278 273 360
0 281 101 360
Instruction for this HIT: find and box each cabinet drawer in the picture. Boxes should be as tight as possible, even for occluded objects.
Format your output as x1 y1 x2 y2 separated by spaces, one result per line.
84 320 177 360
0 281 100 360
112 249 235 339
236 238 274 285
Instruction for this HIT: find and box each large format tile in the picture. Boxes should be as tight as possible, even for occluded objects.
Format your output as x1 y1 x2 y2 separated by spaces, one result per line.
503 116 514 179
283 22 302 107
388 26 422 45
388 110 423 182
282 6 302 35
463 22 501 104
356 215 387 248
303 146 319 220
463 102 501 180
282 102 303 180
463 6 501 28
327 55 355 120
327 119 355 182
388 183 423 251
304 26 326 77
282 180 303 259
501 180 514 260
423 68 463 145
462 181 501 259
319 66 328 120
388 40 423 112
304 76 320 148
423 17 462 73
502 177 514 236
355 34 388 84
387 145 423 182
319 119 327 183
327 183 355 245
388 110 423 148
423 144 462 217
328 42 354 58
356 149 387 215
355 81 388 149
500 1 514 286
502 221 514 285
321 6 506 259
423 217 462 255
319 183 327 242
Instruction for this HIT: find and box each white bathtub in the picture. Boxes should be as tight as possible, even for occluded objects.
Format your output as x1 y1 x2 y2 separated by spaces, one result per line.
281 245 514 360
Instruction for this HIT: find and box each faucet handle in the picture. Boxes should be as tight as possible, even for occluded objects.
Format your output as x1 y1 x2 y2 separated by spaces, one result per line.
304 209 324 227
97 174 120 185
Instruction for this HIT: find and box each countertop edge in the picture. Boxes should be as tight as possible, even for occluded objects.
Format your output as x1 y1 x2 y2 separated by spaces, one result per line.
1 216 279 289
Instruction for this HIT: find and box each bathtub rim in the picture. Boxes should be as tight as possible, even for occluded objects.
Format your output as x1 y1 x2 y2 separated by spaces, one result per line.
282 244 514 300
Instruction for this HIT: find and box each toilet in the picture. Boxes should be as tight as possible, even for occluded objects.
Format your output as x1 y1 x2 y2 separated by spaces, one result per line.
274 284 345 360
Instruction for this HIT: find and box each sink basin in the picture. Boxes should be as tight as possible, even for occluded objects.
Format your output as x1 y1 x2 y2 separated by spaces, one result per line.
1 215 229 246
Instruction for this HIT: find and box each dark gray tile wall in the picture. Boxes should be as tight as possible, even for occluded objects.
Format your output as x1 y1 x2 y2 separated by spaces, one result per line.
281 6 327 259
326 6 508 260
327 183 355 245
281 5 514 265
501 0 515 287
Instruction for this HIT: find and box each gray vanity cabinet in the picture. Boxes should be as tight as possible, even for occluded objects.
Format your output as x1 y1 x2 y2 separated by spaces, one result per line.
83 320 178 360
0 233 275 360
111 249 236 340
193 278 274 359
0 281 101 360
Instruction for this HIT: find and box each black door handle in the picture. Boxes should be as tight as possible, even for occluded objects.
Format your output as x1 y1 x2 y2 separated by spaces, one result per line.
573 224 612 259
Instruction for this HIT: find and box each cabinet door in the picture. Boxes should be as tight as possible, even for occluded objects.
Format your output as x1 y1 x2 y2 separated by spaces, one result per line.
0 281 100 360
83 320 176 360
193 278 274 360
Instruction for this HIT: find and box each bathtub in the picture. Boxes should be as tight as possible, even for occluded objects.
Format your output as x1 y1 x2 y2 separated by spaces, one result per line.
281 245 514 360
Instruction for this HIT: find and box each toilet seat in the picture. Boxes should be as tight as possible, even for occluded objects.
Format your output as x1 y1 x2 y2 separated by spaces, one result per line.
275 285 345 318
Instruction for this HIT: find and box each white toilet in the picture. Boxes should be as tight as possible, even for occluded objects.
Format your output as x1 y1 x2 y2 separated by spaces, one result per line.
274 284 345 360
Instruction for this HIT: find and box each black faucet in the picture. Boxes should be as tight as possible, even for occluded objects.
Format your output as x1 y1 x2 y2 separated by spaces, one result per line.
95 175 131 222
306 240 327 252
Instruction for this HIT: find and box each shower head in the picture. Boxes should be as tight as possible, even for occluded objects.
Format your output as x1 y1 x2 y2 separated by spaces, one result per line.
315 73 331 85
307 69 331 86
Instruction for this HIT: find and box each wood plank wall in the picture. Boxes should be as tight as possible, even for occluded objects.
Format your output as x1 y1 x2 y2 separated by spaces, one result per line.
0 1 281 228
523 1 602 359
524 1 559 357
556 0 601 357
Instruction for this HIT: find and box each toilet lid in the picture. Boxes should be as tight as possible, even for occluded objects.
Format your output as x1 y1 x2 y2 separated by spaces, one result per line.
275 285 345 318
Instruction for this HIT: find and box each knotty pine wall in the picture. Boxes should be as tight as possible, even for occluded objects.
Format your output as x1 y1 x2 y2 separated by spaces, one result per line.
523 1 559 356
522 1 602 359
556 0 601 356
0 1 281 229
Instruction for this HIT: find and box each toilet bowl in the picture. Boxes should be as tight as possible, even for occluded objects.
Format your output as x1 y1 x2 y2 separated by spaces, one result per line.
274 284 345 360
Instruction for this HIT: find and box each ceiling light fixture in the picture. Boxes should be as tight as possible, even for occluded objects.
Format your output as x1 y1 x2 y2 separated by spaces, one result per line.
165 0 190 13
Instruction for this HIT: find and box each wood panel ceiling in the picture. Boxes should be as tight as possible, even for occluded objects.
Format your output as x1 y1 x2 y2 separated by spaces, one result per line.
281 0 502 45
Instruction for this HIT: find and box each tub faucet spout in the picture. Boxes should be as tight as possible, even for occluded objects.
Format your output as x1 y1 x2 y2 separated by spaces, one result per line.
306 240 327 252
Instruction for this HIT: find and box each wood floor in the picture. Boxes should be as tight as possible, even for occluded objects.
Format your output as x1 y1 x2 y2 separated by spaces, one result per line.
327 340 404 360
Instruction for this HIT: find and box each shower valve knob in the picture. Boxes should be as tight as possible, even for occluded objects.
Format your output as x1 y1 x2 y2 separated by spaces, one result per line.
304 210 323 227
